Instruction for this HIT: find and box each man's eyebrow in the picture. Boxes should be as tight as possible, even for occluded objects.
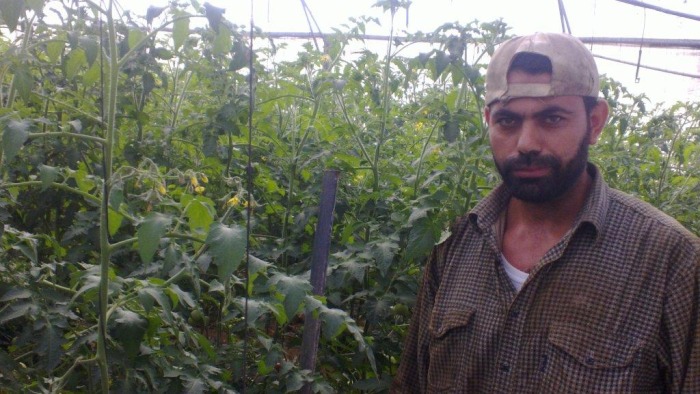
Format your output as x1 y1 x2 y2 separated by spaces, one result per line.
491 105 575 119
532 105 575 117
490 108 521 119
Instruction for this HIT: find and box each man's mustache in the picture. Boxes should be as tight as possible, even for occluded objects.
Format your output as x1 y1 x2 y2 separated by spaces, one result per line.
502 153 560 172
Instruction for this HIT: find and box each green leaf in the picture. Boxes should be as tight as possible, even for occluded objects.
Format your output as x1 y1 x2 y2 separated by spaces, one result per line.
248 255 271 295
194 332 216 359
46 40 64 63
212 25 231 54
304 294 325 313
263 300 287 325
137 288 155 313
2 120 30 162
285 371 306 392
79 37 99 66
38 164 58 190
204 2 226 33
229 40 247 71
142 72 156 95
372 240 398 277
146 5 168 25
405 217 441 262
434 50 450 79
107 207 123 236
111 309 147 360
13 239 37 264
0 0 24 32
408 207 431 225
0 288 32 302
64 48 87 79
0 302 37 324
68 119 82 132
173 16 190 51
344 318 378 375
71 274 100 303
183 195 215 236
72 163 96 192
205 223 246 283
207 279 225 294
12 68 33 101
128 28 146 50
271 274 311 319
183 377 205 394
167 284 195 308
138 286 173 316
137 213 172 264
109 184 124 211
82 62 101 86
339 259 369 283
37 324 63 372
320 308 347 340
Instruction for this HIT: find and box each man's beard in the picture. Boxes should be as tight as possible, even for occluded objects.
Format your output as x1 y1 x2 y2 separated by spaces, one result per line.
494 131 590 203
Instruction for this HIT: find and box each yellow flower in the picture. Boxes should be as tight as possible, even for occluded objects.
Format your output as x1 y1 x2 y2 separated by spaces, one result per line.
194 186 205 194
190 176 199 187
200 174 209 184
227 196 240 207
157 184 167 195
320 54 331 63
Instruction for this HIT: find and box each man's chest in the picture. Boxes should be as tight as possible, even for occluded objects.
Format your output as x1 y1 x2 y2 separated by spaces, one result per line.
426 236 666 392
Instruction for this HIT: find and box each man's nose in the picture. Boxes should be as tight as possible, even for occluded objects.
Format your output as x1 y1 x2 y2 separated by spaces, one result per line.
517 120 543 155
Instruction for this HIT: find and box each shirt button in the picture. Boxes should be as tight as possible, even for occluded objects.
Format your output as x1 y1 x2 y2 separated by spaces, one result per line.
500 362 510 373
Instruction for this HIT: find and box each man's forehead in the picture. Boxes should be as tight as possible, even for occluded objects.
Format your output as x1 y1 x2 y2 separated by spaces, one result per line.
489 95 583 113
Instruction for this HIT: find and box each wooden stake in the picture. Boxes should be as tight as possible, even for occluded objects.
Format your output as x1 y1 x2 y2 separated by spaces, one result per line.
300 170 340 393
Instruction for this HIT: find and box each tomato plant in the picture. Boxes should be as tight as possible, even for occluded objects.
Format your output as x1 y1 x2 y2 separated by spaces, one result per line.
0 0 697 392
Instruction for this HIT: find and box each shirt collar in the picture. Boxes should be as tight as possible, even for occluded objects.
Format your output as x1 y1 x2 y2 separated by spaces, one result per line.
469 163 609 240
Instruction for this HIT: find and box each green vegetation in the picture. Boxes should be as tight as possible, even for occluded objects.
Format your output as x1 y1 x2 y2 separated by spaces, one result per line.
0 0 697 392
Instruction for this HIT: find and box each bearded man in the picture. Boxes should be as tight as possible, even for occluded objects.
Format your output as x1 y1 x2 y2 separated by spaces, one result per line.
392 32 700 393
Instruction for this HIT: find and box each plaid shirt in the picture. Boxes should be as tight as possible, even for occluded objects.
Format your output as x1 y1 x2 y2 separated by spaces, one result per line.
392 164 700 393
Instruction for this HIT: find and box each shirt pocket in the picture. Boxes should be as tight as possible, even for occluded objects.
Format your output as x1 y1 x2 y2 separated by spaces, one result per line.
427 308 476 392
539 322 643 393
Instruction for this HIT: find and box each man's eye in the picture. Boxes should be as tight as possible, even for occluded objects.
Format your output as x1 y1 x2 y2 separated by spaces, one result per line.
542 115 563 124
495 117 517 127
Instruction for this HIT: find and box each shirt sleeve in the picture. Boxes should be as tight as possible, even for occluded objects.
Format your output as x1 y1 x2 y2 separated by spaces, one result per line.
391 229 455 393
660 239 700 392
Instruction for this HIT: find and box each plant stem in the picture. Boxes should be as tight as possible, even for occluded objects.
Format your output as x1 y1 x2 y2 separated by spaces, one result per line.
0 181 99 203
27 131 106 145
280 95 321 271
413 120 440 197
371 10 396 195
39 279 75 295
95 2 120 391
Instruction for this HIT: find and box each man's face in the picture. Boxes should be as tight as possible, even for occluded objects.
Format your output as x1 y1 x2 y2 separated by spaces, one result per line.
484 71 602 203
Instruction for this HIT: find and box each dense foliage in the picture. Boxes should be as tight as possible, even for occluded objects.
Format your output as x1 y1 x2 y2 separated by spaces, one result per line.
0 0 698 392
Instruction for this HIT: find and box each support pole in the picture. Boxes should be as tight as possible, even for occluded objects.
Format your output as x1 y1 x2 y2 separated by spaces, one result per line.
300 170 340 393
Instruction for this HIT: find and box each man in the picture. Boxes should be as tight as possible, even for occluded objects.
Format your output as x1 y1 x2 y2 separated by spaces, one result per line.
392 32 700 393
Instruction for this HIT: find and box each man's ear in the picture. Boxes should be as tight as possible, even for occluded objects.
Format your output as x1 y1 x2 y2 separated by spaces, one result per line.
588 99 609 145
484 105 492 126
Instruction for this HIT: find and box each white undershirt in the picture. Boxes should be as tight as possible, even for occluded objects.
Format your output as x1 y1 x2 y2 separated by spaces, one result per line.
501 254 529 292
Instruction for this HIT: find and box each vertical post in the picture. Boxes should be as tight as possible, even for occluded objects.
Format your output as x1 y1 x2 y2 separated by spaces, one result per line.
300 170 340 393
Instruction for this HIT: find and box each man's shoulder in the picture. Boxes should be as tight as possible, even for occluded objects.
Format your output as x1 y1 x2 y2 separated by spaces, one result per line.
606 187 699 248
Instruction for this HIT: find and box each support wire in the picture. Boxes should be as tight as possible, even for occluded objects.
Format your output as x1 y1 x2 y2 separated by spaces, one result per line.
635 5 647 82
243 1 255 392
558 0 572 34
